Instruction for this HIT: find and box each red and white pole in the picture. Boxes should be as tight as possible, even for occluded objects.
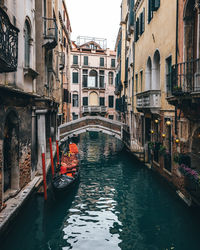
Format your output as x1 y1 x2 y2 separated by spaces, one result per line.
49 138 54 177
42 148 47 201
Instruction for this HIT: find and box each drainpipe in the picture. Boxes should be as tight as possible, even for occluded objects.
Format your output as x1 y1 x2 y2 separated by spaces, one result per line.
175 0 179 135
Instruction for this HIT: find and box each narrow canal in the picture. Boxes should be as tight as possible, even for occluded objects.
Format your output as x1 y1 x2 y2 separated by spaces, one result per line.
1 132 200 250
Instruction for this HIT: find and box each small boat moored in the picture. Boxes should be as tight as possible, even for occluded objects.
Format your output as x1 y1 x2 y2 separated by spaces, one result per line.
52 143 80 194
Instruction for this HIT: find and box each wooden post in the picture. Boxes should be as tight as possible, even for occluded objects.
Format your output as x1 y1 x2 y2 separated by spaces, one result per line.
56 140 59 167
49 138 54 177
42 151 47 201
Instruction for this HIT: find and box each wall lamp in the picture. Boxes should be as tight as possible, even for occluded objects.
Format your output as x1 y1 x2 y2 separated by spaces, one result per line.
166 120 171 126
175 138 180 144
154 119 159 124
162 133 166 138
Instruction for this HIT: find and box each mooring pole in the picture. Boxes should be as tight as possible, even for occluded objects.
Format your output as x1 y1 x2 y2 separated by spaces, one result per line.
42 148 47 201
56 140 60 167
49 138 55 177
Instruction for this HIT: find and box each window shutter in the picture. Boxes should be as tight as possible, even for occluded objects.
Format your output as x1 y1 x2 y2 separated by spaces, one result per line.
154 0 160 11
148 0 152 23
73 72 78 83
142 8 145 33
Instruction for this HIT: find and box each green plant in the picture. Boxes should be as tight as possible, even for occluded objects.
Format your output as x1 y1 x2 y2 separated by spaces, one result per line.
173 85 182 92
148 142 154 149
159 145 166 155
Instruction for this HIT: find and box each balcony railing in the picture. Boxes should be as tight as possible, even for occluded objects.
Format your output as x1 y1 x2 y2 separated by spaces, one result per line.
167 58 200 96
43 17 58 49
136 90 161 111
0 7 19 73
82 106 107 114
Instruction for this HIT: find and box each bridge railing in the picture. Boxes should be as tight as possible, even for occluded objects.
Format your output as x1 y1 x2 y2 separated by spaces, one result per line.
58 116 124 142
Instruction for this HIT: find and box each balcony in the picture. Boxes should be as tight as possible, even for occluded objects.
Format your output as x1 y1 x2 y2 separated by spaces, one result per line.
43 17 58 50
82 106 107 114
136 90 161 113
167 58 200 106
0 7 19 73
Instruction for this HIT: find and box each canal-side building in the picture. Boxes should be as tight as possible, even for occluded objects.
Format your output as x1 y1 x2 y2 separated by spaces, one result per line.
0 0 38 208
166 0 200 205
59 0 72 123
70 36 117 120
0 0 72 210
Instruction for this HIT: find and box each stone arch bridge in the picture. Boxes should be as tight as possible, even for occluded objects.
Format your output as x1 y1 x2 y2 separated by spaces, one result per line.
58 116 125 144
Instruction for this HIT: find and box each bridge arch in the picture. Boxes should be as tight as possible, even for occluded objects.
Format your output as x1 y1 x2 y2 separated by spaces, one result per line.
58 116 124 143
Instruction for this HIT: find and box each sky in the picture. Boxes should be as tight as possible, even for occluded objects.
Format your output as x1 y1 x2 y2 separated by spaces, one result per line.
66 0 122 50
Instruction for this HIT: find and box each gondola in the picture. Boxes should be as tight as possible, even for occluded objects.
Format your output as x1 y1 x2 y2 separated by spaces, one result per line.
52 143 80 194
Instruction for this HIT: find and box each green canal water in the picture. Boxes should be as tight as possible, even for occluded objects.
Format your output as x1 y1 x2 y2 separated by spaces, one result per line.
1 132 200 250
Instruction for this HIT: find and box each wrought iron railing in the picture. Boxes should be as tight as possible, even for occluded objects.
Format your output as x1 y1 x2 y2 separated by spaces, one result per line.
168 58 200 96
0 7 19 72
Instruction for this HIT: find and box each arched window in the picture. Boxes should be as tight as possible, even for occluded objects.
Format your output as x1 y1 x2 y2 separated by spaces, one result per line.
146 57 152 90
183 0 196 61
108 72 114 85
89 70 98 88
24 20 31 67
89 91 98 106
152 50 160 90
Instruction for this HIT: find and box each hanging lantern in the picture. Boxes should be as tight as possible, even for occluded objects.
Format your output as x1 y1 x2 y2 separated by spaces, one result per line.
154 119 159 124
151 130 154 134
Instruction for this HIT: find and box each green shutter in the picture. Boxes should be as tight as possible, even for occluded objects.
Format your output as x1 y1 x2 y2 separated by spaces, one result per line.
73 72 78 83
84 56 88 65
142 8 145 33
154 0 160 11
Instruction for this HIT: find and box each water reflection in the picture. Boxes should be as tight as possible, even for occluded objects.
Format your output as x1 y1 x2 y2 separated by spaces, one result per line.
62 132 124 250
2 132 200 250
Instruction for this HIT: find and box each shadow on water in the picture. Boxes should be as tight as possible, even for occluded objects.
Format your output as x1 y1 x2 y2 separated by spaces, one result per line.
1 132 200 250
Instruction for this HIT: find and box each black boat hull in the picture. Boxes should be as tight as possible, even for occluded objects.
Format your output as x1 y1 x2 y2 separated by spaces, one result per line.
52 170 80 194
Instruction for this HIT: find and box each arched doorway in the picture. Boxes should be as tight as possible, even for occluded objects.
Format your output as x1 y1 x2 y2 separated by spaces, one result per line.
89 92 98 106
3 111 19 194
152 50 160 90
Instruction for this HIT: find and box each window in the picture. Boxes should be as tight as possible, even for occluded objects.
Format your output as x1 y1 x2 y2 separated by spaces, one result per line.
148 0 160 23
84 56 88 65
89 70 98 87
100 57 104 67
72 94 79 107
100 97 105 106
139 9 145 35
135 18 139 42
72 113 78 120
136 74 138 93
82 69 88 87
24 20 31 67
83 97 88 106
108 72 114 85
140 71 143 92
166 56 172 94
108 115 114 120
73 55 78 65
111 59 115 68
108 95 114 108
99 70 105 88
72 72 78 84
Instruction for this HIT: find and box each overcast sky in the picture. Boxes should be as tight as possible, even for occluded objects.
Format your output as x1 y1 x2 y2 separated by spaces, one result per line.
66 0 122 50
